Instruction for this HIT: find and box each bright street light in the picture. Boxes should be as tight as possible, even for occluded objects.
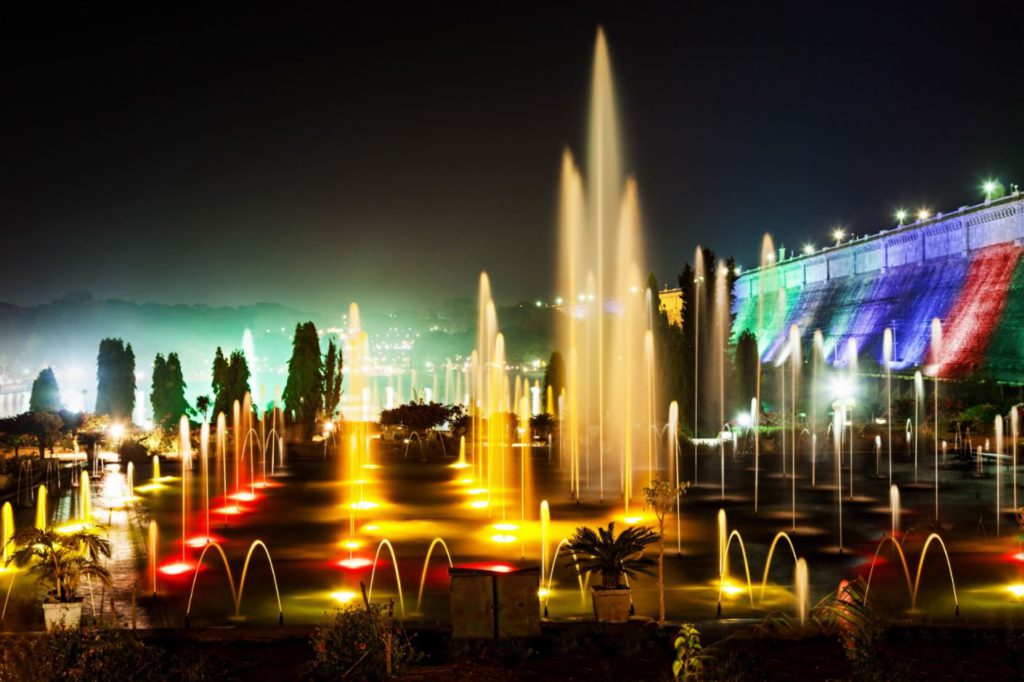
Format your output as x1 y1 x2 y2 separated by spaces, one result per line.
895 209 907 225
802 243 814 255
917 208 931 221
832 227 845 244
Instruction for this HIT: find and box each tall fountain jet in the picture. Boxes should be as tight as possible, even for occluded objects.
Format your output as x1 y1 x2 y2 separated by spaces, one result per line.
556 28 649 514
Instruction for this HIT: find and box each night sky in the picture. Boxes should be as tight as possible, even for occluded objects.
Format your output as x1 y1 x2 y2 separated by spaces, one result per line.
3 2 1023 315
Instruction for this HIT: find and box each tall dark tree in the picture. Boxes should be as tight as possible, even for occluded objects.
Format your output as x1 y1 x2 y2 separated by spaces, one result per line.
677 248 728 434
211 347 230 417
95 338 136 420
151 352 190 428
29 367 62 413
150 353 169 426
322 339 343 419
543 351 566 403
734 330 759 415
164 353 191 424
226 350 251 408
212 347 250 418
646 273 686 419
283 322 323 430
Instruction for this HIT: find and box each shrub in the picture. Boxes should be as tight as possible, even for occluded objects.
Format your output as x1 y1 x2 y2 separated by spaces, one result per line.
673 623 704 680
0 624 161 682
311 603 418 680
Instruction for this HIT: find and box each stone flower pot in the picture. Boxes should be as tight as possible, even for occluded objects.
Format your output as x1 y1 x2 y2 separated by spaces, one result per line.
591 586 631 622
42 599 84 631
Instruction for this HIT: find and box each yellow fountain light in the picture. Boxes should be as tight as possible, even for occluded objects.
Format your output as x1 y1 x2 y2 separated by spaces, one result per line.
469 500 489 509
491 534 517 544
330 590 359 605
622 515 646 525
493 523 518 532
449 462 471 469
537 586 550 599
350 501 379 511
466 488 488 496
361 463 380 470
1006 583 1024 599
341 540 362 550
362 524 381 532
720 579 745 597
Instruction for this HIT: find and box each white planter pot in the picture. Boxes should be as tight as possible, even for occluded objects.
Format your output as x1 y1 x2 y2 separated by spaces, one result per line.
591 587 631 623
42 600 83 631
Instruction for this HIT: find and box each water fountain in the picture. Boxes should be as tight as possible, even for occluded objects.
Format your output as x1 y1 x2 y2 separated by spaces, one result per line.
556 28 651 513
890 485 900 538
931 317 942 520
416 538 454 613
995 415 1003 536
185 540 283 626
35 484 46 530
884 327 894 485
864 533 958 614
1 502 12 564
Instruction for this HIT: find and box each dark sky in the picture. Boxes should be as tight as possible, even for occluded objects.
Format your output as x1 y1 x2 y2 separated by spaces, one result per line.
3 2 1023 315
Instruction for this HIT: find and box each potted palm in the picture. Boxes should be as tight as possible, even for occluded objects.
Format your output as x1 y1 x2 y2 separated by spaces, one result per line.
562 522 658 622
6 527 112 631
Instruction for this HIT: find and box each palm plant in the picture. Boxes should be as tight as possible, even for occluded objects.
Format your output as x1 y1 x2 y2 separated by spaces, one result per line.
6 527 112 602
562 522 658 589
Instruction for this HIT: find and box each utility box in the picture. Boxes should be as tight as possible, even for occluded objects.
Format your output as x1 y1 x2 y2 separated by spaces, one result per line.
449 567 541 638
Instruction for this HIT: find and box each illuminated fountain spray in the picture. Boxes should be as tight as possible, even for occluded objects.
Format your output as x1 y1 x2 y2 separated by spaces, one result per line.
644 324 656 487
996 415 1004 537
35 485 47 530
794 558 809 626
1 502 13 564
669 401 681 554
890 484 900 538
883 328 894 485
216 413 227 510
693 246 706 484
1013 406 1020 509
79 471 91 525
713 263 730 499
152 455 161 484
148 520 158 595
875 436 882 478
540 500 550 578
811 331 824 486
845 339 857 501
913 371 923 485
930 318 943 520
833 408 843 553
200 421 210 542
752 396 760 512
789 325 801 529
180 416 191 562
556 29 647 508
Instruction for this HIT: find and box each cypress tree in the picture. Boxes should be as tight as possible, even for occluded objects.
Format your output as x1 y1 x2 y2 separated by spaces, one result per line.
211 346 230 418
227 350 251 407
29 367 62 413
165 353 191 424
322 339 343 419
150 353 169 426
283 321 323 428
95 338 136 420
